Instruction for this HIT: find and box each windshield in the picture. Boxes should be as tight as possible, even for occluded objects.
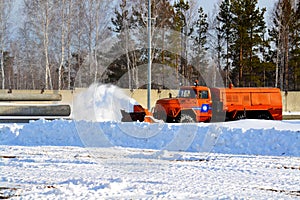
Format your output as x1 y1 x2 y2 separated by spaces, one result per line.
178 89 209 99
178 89 196 98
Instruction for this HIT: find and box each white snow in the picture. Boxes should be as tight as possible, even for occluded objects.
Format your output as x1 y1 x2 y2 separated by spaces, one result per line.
1 84 300 199
73 83 138 122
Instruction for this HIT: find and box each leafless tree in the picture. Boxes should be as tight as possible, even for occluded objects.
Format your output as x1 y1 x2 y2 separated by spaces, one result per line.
58 0 66 90
271 0 294 90
23 0 58 90
0 0 12 89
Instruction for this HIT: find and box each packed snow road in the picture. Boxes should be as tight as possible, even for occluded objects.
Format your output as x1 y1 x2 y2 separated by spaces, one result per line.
1 146 300 199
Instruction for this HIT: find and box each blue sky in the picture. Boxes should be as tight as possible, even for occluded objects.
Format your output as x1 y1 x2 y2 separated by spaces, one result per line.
200 0 277 25
11 0 278 31
200 0 275 13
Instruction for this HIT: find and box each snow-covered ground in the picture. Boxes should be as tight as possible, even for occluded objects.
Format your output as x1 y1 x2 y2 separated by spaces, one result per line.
1 144 300 199
1 84 300 199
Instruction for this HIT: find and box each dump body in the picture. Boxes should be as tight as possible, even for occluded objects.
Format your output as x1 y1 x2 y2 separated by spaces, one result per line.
210 87 282 120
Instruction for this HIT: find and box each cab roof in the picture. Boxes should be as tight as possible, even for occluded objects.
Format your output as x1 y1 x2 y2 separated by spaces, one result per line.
179 86 209 91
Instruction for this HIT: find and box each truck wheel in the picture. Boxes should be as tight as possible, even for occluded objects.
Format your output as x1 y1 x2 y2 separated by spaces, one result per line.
257 113 271 120
179 114 195 123
234 113 246 120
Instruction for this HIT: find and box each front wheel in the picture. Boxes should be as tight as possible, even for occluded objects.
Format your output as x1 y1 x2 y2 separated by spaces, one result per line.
179 114 196 123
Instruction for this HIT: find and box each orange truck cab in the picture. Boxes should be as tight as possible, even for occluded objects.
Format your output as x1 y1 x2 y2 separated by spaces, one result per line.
153 86 212 123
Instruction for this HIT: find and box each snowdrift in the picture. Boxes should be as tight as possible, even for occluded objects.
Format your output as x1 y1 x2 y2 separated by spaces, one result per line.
0 119 299 157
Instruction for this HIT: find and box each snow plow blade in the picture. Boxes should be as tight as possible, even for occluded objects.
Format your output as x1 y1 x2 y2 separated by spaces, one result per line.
121 105 154 123
120 109 146 122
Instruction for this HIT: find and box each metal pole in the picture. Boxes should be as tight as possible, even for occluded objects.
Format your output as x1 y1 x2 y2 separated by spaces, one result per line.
147 0 152 110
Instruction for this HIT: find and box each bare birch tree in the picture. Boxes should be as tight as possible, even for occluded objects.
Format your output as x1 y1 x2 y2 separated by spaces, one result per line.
63 0 75 89
93 1 111 83
23 0 56 90
270 0 295 90
86 0 109 85
0 0 12 89
71 0 85 87
58 0 66 90
42 1 52 89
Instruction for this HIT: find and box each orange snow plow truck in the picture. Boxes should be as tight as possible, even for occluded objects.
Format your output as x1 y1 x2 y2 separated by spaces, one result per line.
121 85 282 123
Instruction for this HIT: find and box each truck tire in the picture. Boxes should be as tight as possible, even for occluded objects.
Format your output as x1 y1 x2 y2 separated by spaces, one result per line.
234 113 246 120
179 114 196 123
257 113 271 120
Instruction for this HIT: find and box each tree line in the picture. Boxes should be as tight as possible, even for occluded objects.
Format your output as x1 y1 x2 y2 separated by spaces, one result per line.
0 0 299 91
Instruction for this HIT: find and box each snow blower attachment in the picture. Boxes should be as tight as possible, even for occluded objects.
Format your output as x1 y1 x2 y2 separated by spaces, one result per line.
121 105 154 123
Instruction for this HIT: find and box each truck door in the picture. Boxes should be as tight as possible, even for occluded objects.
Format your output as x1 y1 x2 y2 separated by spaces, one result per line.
197 90 211 112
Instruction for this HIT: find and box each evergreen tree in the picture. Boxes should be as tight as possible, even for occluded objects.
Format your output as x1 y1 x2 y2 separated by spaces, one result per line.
260 30 276 87
109 0 137 89
231 0 266 86
268 3 282 88
217 0 266 87
131 0 177 88
151 0 176 88
245 2 267 87
216 0 234 86
190 6 208 84
173 0 190 84
290 1 300 90
107 0 178 89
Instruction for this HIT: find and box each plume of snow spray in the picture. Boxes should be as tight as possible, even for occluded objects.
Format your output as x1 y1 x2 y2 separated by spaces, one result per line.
73 83 137 122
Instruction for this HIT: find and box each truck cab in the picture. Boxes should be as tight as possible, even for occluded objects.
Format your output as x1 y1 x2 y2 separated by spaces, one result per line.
153 86 212 123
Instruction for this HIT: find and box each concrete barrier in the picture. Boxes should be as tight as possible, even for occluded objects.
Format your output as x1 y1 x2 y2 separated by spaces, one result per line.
0 90 71 120
281 91 300 120
0 93 62 101
0 105 71 116
281 91 300 112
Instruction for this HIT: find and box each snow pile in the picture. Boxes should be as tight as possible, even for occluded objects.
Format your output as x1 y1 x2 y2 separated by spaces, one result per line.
73 83 137 121
215 122 300 156
0 119 299 157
